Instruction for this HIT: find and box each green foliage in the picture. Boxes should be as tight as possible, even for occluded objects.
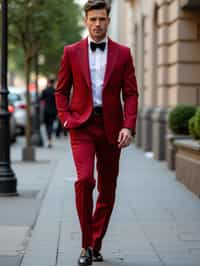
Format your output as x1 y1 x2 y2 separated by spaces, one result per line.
7 0 83 76
39 0 84 75
168 105 197 135
194 107 200 138
9 44 24 75
189 116 199 140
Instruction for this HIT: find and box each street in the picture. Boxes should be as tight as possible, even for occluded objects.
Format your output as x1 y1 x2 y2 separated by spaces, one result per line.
1 132 200 266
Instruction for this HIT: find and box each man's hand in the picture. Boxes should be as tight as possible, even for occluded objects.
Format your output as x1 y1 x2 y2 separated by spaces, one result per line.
117 128 132 148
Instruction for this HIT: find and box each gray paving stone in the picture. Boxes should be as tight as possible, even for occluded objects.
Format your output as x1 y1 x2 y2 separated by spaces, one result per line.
0 226 29 256
0 196 40 226
178 232 200 241
0 256 22 266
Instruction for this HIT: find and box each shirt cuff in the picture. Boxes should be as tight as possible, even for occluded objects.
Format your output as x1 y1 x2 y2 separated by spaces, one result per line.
124 127 135 137
63 120 68 128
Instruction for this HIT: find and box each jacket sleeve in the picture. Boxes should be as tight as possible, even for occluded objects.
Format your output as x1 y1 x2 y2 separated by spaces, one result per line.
122 48 139 136
55 46 73 126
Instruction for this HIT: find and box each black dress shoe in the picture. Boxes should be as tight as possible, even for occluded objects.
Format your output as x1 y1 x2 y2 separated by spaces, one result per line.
78 247 93 265
93 249 103 262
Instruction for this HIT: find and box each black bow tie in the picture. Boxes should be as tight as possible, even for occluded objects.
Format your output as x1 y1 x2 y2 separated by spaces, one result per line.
90 42 106 52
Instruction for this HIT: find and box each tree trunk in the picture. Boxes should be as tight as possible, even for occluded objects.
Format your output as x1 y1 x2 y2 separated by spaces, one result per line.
22 55 35 161
31 53 43 146
35 54 39 102
25 56 32 147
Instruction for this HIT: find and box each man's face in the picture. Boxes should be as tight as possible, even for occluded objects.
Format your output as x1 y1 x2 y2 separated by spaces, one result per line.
84 9 110 42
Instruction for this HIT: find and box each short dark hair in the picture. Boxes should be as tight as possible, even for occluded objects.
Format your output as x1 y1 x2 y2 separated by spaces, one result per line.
84 0 111 16
48 78 55 85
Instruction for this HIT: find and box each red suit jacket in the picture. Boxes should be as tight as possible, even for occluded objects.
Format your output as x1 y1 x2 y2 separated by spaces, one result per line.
55 37 138 144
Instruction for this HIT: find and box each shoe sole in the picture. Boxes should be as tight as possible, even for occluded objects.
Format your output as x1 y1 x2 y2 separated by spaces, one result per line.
93 258 103 262
78 262 92 266
78 259 92 265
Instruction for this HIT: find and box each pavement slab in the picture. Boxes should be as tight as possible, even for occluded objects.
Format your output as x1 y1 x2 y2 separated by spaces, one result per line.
0 226 29 256
0 256 22 266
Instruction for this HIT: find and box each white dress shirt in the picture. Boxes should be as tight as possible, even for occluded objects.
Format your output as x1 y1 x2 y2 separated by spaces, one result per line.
88 36 108 107
64 36 108 128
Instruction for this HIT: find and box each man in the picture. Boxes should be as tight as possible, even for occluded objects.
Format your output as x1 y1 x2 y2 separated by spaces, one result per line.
40 78 57 148
55 0 138 265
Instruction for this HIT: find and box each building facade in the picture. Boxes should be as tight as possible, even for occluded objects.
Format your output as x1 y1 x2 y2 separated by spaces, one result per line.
110 0 200 160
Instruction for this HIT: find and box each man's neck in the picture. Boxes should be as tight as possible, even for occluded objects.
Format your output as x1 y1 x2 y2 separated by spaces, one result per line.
88 35 108 43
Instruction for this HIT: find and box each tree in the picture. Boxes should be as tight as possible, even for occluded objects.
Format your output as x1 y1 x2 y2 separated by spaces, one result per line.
8 0 83 76
8 0 83 159
39 0 83 76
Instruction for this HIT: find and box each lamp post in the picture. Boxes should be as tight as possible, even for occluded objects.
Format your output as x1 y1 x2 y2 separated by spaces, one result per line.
0 0 17 195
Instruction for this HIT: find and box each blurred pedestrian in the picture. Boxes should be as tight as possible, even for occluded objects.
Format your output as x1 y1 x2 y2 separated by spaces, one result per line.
55 118 62 138
55 116 68 138
40 78 57 148
55 0 138 265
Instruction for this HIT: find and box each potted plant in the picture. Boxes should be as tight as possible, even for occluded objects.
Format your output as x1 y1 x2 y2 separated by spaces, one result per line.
166 105 196 170
194 108 200 139
174 107 200 197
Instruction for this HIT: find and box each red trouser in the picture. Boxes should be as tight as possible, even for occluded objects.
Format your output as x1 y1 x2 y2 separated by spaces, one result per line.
69 114 121 250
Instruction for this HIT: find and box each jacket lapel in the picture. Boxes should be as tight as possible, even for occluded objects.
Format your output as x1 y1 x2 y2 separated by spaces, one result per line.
103 38 119 89
78 37 92 89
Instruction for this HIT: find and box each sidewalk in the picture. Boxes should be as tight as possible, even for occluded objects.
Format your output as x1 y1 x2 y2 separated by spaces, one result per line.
1 135 200 266
0 134 68 266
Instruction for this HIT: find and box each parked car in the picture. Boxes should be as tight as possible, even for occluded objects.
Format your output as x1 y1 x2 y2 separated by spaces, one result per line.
8 104 17 143
0 96 17 143
8 86 35 135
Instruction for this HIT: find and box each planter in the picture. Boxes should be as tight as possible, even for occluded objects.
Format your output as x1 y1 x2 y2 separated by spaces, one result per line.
174 139 200 197
166 134 192 170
